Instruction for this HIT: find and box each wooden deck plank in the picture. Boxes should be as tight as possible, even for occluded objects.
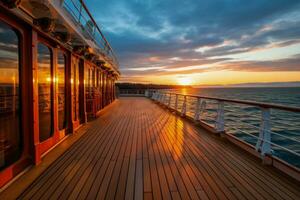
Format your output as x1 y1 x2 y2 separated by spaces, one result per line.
17 97 300 200
147 111 197 200
181 119 300 200
182 124 283 200
48 107 126 199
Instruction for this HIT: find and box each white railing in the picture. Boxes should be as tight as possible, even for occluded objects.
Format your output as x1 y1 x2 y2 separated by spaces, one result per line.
63 0 119 69
149 90 300 168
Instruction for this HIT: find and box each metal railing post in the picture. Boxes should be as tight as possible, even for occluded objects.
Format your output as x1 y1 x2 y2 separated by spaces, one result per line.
159 93 163 103
163 93 167 105
199 100 206 121
175 94 178 111
160 93 164 103
168 93 172 107
145 90 149 97
181 95 187 116
256 107 272 156
215 101 225 133
194 97 201 121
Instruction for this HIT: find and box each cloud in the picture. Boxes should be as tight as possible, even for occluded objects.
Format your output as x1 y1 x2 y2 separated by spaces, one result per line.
85 0 300 81
219 54 300 72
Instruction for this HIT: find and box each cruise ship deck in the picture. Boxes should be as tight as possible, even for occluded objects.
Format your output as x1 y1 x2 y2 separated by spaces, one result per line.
3 97 299 200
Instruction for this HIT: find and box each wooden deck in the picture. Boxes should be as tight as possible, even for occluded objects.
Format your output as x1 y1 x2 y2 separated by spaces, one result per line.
19 97 300 200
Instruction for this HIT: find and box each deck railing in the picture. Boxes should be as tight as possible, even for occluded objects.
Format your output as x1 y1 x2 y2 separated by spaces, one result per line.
117 89 147 97
63 0 119 69
147 90 300 168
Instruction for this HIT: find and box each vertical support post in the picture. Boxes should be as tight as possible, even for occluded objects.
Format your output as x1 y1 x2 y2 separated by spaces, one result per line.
199 100 206 121
175 94 178 111
215 101 225 133
194 97 201 121
168 93 172 107
154 92 158 100
156 92 160 101
181 95 187 116
145 90 149 97
256 107 272 156
162 93 166 104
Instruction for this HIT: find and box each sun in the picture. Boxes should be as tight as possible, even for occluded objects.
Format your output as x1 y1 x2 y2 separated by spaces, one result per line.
177 77 192 86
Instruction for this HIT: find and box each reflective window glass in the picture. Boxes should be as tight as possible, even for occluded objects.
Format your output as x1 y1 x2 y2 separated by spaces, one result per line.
57 52 66 130
0 21 21 170
37 43 52 142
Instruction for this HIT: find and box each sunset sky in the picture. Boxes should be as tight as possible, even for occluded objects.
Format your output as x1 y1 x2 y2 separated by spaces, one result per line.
86 0 300 86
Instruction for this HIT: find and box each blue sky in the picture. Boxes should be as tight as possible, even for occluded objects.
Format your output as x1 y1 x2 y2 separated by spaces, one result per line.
85 0 300 85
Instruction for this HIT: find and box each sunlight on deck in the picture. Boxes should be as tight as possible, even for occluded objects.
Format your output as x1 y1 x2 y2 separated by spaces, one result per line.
18 97 300 200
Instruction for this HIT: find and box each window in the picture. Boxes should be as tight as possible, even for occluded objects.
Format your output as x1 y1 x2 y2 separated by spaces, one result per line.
0 21 21 170
37 43 53 142
57 52 66 130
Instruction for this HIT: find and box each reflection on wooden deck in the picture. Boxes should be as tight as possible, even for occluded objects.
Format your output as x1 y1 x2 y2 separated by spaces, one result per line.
19 97 300 199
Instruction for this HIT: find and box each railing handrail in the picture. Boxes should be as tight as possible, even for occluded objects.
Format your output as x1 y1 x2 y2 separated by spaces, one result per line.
78 0 118 64
152 91 300 113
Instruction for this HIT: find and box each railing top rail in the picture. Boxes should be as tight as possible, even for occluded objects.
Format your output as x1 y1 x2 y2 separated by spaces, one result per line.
155 91 300 113
64 0 119 68
79 0 117 59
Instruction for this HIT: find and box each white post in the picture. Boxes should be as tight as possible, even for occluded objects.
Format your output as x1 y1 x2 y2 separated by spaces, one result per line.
152 92 157 100
160 93 164 103
164 93 167 105
181 96 187 116
145 90 149 97
194 97 201 121
215 101 225 133
256 108 272 156
161 93 165 104
157 92 161 102
156 92 159 101
168 93 172 107
199 100 206 121
175 94 178 111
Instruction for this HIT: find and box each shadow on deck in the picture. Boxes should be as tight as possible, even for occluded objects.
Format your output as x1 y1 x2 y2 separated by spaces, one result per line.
5 98 300 199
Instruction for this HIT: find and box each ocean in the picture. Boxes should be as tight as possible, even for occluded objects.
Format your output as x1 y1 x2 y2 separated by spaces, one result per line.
173 87 300 168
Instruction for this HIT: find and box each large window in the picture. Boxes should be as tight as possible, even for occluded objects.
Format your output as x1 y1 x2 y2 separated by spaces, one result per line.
0 21 21 170
57 52 66 130
37 43 53 142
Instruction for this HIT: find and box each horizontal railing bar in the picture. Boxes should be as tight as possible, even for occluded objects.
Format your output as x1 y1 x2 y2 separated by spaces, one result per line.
226 127 300 157
226 118 300 143
156 91 300 113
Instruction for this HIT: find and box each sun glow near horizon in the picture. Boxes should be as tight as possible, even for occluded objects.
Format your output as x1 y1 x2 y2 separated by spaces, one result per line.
121 70 300 86
177 76 193 86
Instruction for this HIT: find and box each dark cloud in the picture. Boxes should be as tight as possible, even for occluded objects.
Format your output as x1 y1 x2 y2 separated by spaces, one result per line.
85 0 300 78
220 54 300 72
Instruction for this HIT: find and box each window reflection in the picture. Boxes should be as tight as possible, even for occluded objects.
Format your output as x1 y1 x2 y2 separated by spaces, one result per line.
57 52 66 130
72 60 80 121
0 21 21 170
38 43 53 142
